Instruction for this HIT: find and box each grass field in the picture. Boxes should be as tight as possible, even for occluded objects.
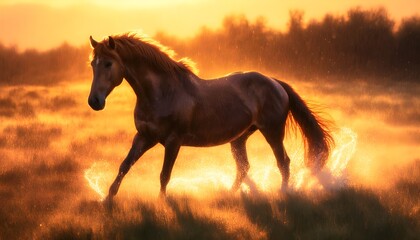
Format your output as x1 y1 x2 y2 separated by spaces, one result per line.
0 79 418 239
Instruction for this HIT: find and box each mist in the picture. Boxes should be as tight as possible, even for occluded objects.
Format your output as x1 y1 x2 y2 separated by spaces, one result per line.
0 7 419 239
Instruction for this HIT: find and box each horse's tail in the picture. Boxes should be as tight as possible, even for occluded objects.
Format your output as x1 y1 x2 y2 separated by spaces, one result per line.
276 80 334 171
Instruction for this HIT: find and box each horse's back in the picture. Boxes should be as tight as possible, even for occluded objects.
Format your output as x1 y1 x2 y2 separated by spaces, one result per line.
182 71 289 146
184 74 257 146
220 71 289 114
222 71 290 127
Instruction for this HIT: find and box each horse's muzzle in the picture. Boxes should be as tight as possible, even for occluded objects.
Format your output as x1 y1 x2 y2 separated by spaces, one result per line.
88 95 105 111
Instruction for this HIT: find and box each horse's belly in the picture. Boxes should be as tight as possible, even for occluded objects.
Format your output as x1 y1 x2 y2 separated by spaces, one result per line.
182 112 253 147
182 130 247 146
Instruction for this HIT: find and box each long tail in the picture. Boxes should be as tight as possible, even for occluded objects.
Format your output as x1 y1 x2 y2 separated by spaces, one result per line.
277 80 334 171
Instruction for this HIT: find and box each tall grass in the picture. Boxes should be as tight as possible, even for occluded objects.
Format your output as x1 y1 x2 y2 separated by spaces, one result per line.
0 82 418 239
26 182 420 240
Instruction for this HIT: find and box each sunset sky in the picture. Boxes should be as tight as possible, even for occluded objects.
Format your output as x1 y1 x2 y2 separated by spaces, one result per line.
1 0 419 50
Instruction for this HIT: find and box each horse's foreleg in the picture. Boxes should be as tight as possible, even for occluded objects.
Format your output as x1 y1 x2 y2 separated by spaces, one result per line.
107 133 157 202
159 137 181 197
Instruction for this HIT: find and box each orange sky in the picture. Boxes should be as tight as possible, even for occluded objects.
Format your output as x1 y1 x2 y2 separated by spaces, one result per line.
1 0 419 50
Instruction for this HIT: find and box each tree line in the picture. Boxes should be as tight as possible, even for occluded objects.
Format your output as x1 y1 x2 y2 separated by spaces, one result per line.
0 8 419 85
0 43 89 85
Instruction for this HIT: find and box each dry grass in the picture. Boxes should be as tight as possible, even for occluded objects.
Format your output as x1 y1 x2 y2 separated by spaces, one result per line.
0 80 418 239
1 169 417 239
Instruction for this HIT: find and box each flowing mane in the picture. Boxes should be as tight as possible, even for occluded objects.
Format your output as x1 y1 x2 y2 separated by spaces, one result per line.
93 33 198 76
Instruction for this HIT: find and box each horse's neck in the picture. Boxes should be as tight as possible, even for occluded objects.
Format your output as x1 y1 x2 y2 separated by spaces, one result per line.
123 62 190 100
123 66 144 97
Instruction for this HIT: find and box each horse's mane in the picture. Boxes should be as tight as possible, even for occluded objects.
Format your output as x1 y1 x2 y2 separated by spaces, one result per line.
93 33 198 76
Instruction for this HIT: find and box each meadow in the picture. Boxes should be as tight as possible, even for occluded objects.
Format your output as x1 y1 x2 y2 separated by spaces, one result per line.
0 76 418 239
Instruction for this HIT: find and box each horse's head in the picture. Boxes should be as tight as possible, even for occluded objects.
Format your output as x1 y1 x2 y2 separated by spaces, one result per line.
88 36 124 111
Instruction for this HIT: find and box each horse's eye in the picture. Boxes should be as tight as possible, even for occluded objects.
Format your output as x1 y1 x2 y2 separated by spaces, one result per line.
104 62 112 68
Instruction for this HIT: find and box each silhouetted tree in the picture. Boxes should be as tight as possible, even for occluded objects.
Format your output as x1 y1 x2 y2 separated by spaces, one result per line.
1 8 419 85
396 16 420 78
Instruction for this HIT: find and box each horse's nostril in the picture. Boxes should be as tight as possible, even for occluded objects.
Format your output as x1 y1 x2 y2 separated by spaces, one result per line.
88 95 104 111
88 96 97 107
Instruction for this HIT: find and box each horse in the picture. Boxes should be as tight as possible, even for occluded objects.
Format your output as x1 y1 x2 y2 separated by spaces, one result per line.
88 33 333 205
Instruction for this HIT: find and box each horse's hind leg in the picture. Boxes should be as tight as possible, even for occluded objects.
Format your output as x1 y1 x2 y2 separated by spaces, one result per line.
276 144 290 191
260 128 290 191
230 129 255 192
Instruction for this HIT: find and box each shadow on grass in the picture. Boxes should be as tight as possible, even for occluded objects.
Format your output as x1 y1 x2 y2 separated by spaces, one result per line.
3 160 418 240
99 197 235 240
43 185 419 240
240 187 418 240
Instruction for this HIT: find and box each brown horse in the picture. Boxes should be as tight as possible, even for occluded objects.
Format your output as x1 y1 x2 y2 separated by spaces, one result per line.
88 33 333 205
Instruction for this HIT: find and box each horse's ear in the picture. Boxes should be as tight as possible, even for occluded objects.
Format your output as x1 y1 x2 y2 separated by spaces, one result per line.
108 36 116 50
89 36 98 48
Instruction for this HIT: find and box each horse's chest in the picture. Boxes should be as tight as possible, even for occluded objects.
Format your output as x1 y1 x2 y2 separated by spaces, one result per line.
134 111 167 133
134 96 197 144
134 117 156 132
134 106 187 139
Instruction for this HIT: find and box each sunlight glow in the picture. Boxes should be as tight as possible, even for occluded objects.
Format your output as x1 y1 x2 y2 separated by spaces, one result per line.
170 171 233 193
84 127 358 200
0 0 201 8
292 127 358 191
91 0 202 8
2 0 419 50
330 127 357 177
84 162 107 200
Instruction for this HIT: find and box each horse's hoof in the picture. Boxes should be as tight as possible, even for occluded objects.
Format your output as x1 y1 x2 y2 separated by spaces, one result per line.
230 186 240 194
280 184 290 194
158 191 167 199
103 196 114 211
